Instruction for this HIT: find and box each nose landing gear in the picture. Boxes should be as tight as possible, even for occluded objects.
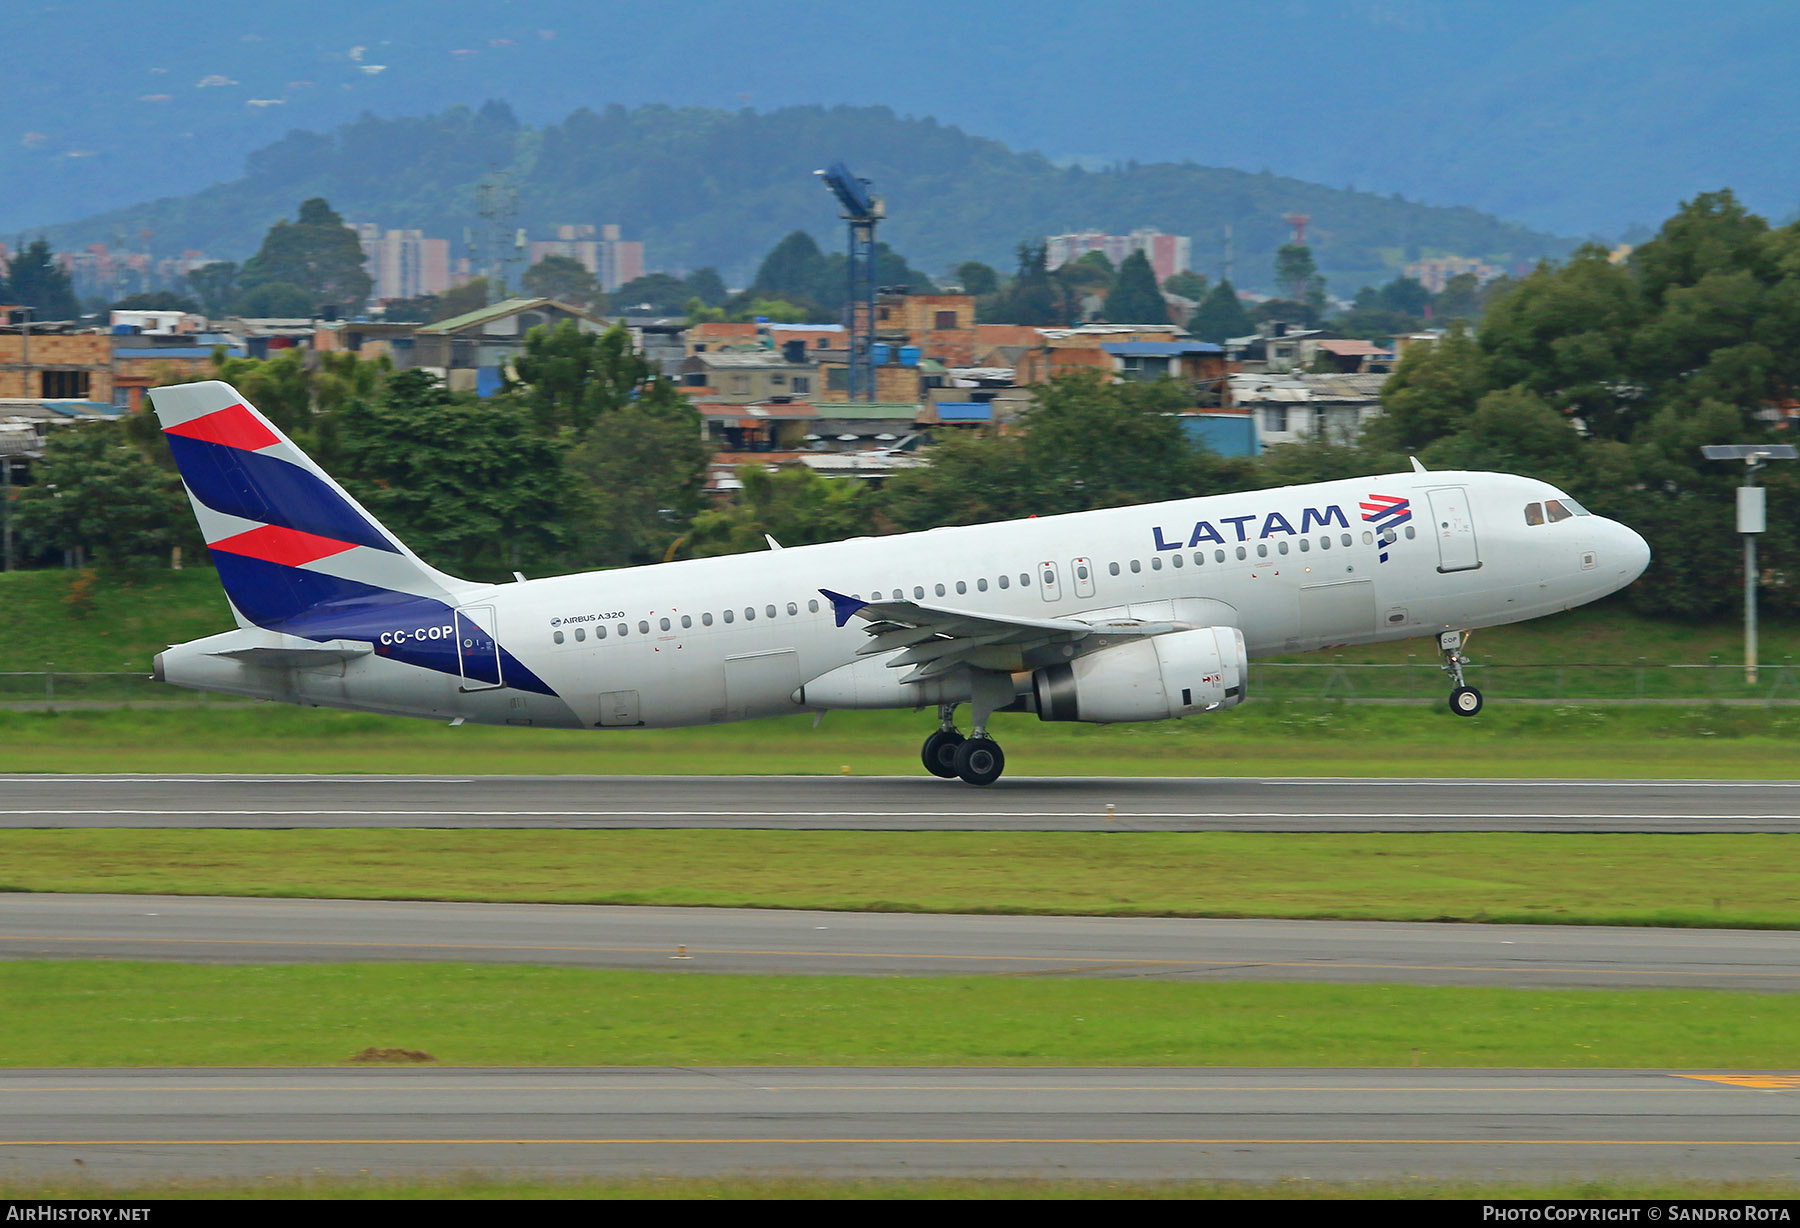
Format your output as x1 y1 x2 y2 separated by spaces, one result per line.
1440 630 1483 716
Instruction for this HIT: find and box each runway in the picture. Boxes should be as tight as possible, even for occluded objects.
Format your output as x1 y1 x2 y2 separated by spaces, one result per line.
6 894 1797 989
3 1067 1797 1182
7 774 1800 831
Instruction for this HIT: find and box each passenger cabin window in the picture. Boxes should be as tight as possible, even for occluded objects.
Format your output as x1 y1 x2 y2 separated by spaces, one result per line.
808 599 819 613
618 624 629 637
1215 549 1226 562
956 581 968 594
1256 543 1268 558
553 630 565 644
723 610 734 624
935 584 946 596
703 613 714 626
638 620 650 634
1235 546 1247 560
1525 502 1545 526
977 578 989 592
681 615 692 628
1021 573 1031 586
1109 562 1121 576
575 627 586 641
1192 552 1205 566
787 602 798 616
1129 559 1142 573
660 617 671 631
745 607 756 620
998 575 1010 589
1171 553 1183 568
597 625 608 639
1151 556 1163 570
1341 533 1353 547
766 604 777 618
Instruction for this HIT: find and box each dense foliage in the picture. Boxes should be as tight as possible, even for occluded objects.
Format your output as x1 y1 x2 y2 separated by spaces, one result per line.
40 102 1571 292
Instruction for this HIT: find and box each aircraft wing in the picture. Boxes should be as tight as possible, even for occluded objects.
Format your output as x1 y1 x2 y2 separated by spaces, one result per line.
819 588 1187 682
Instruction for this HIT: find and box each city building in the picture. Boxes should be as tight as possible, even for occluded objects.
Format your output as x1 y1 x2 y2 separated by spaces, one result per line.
528 224 644 292
354 225 453 303
1046 229 1192 284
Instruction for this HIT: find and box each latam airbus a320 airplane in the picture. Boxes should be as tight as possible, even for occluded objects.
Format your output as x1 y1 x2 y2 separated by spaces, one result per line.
149 380 1650 785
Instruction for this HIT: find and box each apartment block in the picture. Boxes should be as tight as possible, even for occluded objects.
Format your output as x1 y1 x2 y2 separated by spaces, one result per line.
1046 229 1192 285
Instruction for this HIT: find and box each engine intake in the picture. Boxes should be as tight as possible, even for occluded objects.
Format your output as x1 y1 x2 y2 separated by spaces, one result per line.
1034 625 1247 723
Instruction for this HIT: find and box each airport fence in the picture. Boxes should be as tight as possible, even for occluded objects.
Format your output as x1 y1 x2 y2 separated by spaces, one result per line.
6 665 1800 709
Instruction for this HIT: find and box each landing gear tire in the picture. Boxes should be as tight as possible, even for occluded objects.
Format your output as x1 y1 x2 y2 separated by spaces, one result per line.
1450 686 1483 717
953 736 1005 786
921 729 965 779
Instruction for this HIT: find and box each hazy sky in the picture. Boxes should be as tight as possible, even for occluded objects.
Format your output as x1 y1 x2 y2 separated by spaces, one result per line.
10 0 1798 236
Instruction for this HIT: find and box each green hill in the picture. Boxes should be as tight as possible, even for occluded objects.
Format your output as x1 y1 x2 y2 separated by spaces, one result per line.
40 103 1572 293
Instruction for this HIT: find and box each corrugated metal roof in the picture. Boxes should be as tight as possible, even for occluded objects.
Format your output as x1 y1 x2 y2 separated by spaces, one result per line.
418 297 600 335
1102 341 1223 357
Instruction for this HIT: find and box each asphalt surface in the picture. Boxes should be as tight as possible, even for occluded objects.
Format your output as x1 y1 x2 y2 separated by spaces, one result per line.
6 773 1796 1187
5 894 1798 990
7 774 1800 831
3 1067 1797 1182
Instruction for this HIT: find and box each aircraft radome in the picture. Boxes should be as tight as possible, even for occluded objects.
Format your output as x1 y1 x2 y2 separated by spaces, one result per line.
149 380 1650 785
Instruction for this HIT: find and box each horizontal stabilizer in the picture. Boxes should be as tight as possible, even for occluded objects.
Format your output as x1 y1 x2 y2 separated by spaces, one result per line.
209 642 372 669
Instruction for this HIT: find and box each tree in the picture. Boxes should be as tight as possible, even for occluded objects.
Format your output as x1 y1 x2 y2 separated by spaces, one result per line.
428 279 489 322
12 421 187 568
982 243 1067 326
520 254 601 308
611 272 695 315
235 282 314 318
211 347 316 435
329 372 571 580
239 197 373 315
110 291 200 315
1163 270 1209 301
1100 250 1168 323
185 262 240 318
2 238 80 320
956 261 999 296
509 319 688 435
688 466 871 558
1274 243 1320 300
565 398 710 567
683 266 728 307
1364 323 1487 452
1186 279 1254 342
751 230 830 305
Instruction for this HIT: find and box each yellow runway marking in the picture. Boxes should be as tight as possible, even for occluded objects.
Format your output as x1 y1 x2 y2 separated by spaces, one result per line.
1677 1075 1800 1089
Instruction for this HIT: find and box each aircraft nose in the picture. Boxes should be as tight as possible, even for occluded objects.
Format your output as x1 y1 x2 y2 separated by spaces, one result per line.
1616 521 1651 584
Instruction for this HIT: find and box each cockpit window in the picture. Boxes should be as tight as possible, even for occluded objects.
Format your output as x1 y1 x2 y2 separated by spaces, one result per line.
1525 502 1545 526
1560 497 1591 516
1545 499 1575 523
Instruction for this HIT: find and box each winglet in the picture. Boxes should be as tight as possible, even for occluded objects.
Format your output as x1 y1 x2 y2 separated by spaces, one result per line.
819 588 866 628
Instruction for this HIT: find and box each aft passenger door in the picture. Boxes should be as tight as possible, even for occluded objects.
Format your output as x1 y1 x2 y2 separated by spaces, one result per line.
1427 488 1481 573
456 605 503 691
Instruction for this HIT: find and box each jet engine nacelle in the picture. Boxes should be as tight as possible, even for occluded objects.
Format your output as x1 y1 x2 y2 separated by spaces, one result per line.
1032 625 1247 723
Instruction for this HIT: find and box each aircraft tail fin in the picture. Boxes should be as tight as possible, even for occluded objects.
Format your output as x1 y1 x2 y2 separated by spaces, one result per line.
149 380 477 631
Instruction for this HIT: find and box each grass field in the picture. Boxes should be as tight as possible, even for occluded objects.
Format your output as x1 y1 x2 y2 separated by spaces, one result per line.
6 962 1796 1068
6 701 1800 777
3 829 1797 928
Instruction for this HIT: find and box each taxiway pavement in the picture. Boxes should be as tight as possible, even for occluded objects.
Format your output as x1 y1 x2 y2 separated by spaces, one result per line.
5 894 1797 990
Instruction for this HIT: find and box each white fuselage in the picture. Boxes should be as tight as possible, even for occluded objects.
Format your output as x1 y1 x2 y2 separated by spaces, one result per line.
158 469 1650 729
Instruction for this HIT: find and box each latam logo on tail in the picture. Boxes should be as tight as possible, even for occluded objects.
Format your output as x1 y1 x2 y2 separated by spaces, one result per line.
1359 493 1412 562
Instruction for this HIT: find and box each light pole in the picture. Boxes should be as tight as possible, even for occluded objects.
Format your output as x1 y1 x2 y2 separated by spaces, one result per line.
1701 444 1797 684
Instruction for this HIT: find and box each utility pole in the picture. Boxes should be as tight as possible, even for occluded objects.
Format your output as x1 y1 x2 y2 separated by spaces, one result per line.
1701 444 1797 684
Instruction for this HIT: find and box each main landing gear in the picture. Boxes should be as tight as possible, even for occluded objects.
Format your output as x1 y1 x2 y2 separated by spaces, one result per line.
1440 629 1483 717
920 695 1008 787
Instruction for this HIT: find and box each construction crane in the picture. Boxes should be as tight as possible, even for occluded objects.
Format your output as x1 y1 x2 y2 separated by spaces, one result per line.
815 162 884 401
